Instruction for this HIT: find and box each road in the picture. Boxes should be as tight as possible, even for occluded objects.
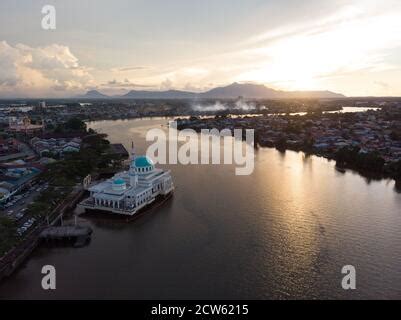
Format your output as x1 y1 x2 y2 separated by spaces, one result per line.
0 182 49 229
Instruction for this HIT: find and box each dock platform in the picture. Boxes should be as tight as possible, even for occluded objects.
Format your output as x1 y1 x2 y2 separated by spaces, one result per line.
39 226 92 247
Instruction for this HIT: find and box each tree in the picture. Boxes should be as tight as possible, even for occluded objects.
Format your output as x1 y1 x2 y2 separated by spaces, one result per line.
387 159 401 180
390 130 401 141
275 136 287 151
335 147 385 172
0 217 17 256
26 201 51 218
65 118 87 132
46 123 55 130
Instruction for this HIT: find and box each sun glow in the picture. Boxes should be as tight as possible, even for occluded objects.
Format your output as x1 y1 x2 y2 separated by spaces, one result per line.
236 8 401 91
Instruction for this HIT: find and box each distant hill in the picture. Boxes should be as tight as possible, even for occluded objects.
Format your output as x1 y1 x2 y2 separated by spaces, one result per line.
77 83 345 99
200 82 344 99
200 82 282 99
122 89 196 99
76 90 110 99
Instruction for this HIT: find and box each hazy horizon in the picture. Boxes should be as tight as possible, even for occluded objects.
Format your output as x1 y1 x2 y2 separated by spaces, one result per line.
1 0 401 98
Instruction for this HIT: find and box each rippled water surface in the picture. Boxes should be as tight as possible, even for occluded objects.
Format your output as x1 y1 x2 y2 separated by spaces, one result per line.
1 117 401 299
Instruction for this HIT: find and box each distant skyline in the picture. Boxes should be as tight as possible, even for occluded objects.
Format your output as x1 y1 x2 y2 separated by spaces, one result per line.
0 0 401 98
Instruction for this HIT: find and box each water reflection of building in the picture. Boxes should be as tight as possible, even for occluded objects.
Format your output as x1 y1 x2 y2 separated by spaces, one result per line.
79 144 174 216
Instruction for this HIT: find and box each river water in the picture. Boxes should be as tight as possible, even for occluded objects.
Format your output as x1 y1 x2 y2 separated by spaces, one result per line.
1 117 401 299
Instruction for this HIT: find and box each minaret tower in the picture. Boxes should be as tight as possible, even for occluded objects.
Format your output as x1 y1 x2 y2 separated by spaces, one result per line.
129 141 138 187
131 141 136 160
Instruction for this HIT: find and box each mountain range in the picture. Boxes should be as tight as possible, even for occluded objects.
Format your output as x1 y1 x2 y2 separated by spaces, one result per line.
77 83 345 99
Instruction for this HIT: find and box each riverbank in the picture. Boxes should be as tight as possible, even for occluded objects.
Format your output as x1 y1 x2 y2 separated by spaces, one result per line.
176 108 401 187
0 120 129 282
0 185 85 282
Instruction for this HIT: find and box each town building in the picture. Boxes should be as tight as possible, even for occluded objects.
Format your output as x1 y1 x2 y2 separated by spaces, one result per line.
30 137 81 157
8 116 44 135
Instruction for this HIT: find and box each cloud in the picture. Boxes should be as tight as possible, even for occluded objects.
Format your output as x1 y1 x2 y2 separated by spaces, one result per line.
160 78 173 90
1 0 401 97
231 0 401 92
183 82 210 92
0 41 92 97
143 0 401 95
101 78 154 88
243 4 365 46
112 66 149 72
0 41 21 86
374 81 390 89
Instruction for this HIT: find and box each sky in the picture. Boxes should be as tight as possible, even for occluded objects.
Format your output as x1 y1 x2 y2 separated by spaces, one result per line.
0 0 401 98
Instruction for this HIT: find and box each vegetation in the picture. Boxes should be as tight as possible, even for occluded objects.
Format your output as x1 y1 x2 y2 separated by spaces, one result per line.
26 186 72 218
335 146 385 173
26 118 125 219
54 117 88 134
0 118 127 253
390 130 401 141
42 121 121 184
387 159 401 181
0 217 17 256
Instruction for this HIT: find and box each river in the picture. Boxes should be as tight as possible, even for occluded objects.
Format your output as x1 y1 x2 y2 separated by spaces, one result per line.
0 117 400 299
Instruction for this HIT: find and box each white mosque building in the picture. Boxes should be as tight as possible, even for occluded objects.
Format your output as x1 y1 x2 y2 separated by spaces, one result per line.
79 146 174 216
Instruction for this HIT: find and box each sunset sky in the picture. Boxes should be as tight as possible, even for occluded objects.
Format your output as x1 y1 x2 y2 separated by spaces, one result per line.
0 0 401 98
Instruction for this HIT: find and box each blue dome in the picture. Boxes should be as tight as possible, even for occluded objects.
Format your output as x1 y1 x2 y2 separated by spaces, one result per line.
133 156 154 168
113 178 126 185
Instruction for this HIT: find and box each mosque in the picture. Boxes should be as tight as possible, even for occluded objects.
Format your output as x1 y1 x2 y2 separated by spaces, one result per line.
79 145 174 216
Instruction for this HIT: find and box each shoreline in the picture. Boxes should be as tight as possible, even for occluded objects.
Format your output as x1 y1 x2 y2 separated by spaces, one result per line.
175 113 401 190
0 186 85 283
0 127 126 283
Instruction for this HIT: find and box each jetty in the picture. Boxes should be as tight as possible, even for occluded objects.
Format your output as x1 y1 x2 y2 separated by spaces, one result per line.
40 225 93 247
